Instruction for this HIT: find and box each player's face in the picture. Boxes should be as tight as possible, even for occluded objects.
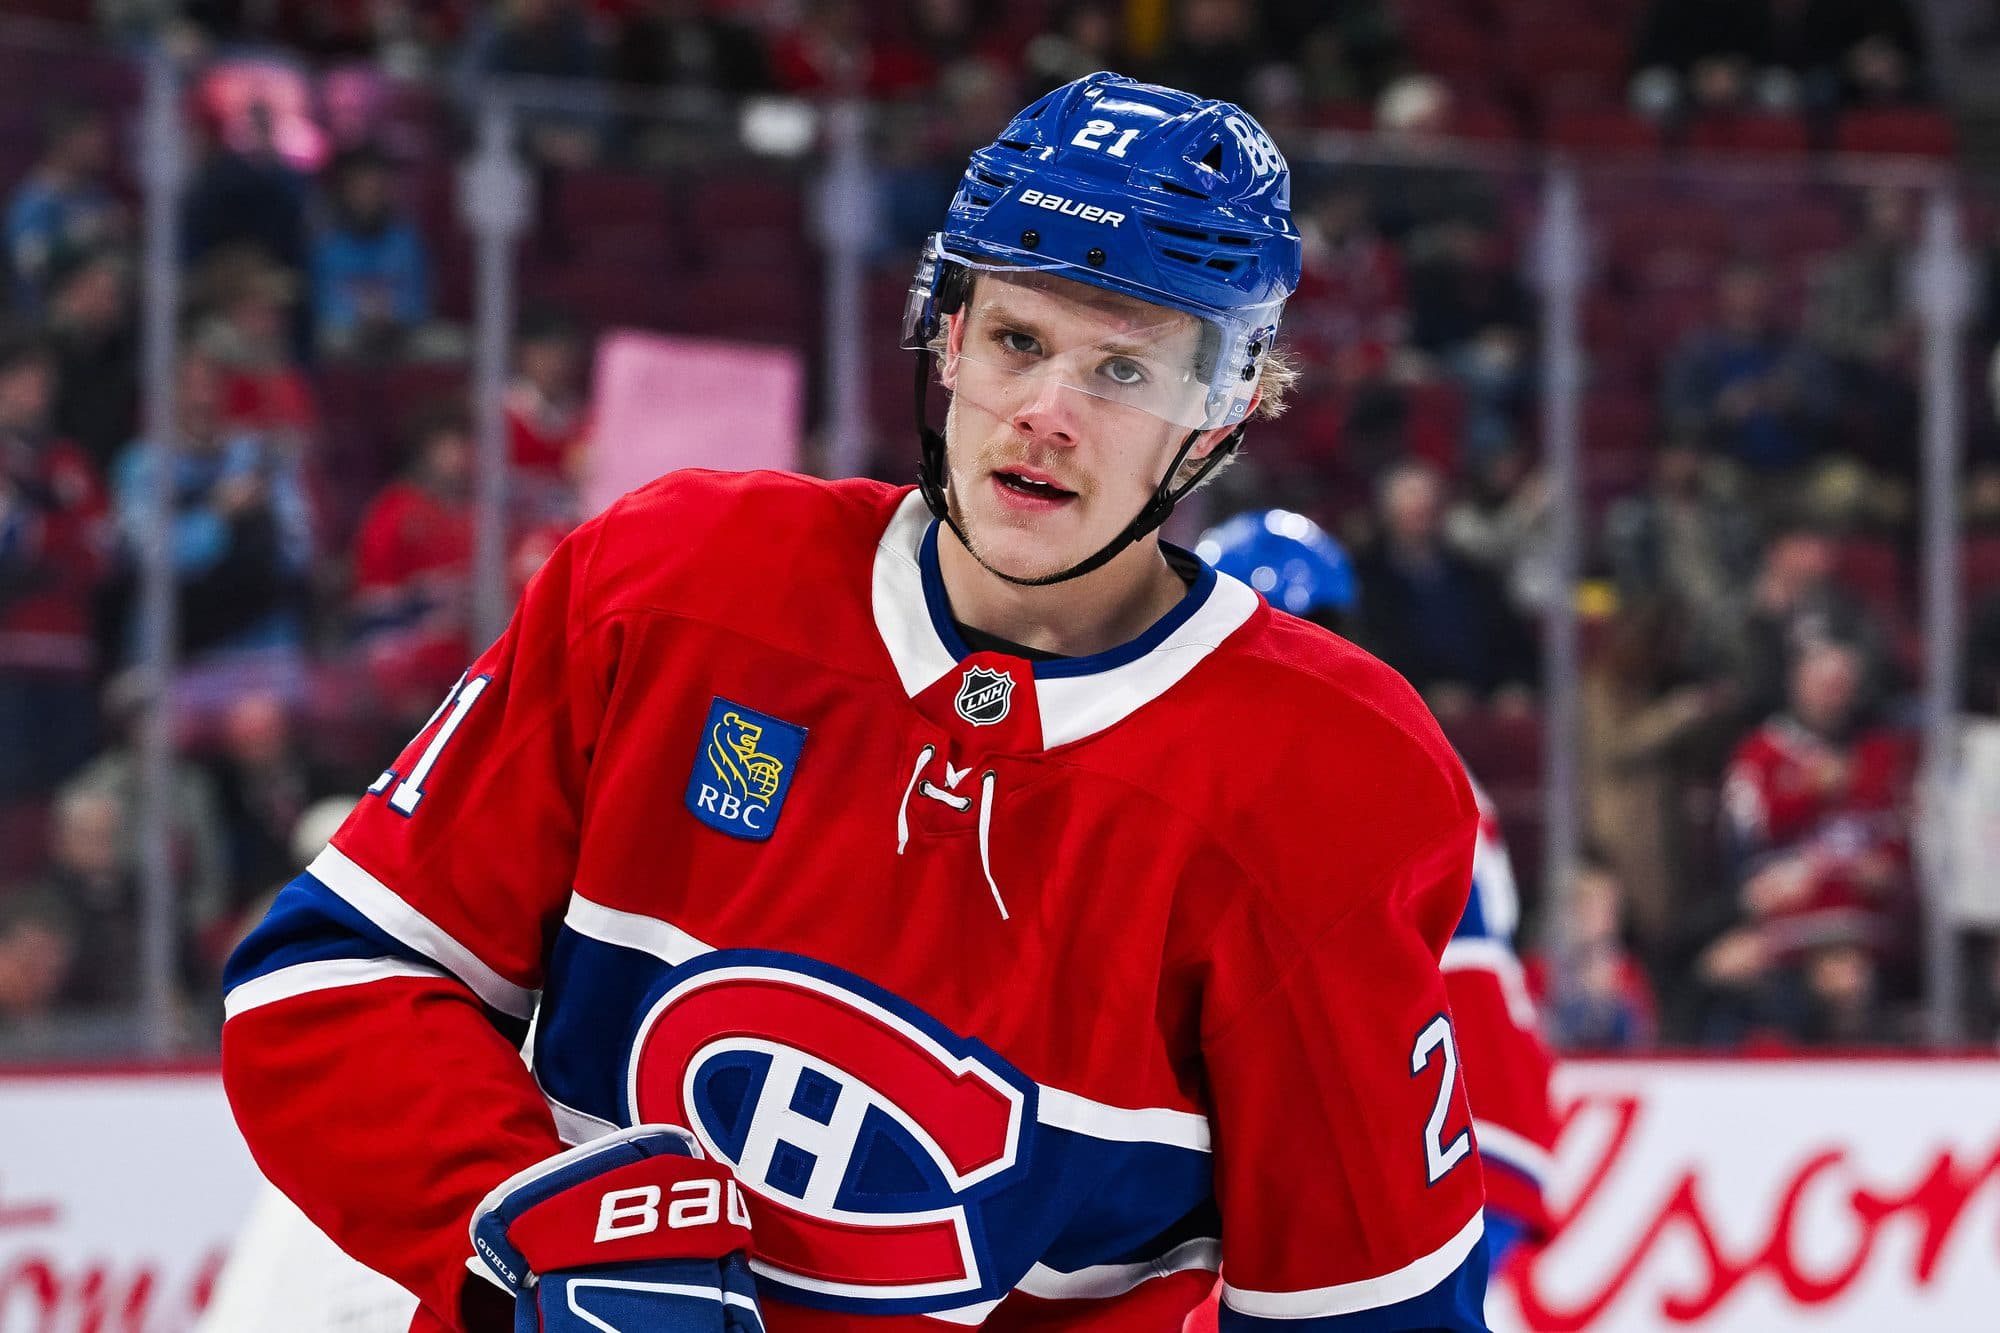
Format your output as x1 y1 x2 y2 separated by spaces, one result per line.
939 272 1228 583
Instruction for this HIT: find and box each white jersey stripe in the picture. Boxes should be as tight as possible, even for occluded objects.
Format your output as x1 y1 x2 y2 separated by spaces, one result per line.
1035 1086 1212 1153
921 1298 1006 1326
564 893 716 964
1016 1237 1221 1301
1440 937 1541 1030
308 846 538 1019
543 1088 621 1146
1473 1119 1552 1185
223 956 448 1020
1221 1210 1485 1319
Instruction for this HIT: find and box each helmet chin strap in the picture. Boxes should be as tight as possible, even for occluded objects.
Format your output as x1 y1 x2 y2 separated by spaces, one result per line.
914 349 1244 589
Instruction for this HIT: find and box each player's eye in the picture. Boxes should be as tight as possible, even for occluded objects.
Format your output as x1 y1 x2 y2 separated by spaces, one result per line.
1100 356 1148 388
993 329 1041 357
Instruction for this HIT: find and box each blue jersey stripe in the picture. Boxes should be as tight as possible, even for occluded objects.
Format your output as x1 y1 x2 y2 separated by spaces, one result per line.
223 873 434 992
224 871 530 1045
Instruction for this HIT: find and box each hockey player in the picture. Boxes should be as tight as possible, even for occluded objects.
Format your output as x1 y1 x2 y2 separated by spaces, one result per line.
1197 509 1556 1276
222 73 1492 1333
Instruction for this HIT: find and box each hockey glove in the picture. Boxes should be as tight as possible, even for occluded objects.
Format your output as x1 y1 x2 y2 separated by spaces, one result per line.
471 1125 762 1333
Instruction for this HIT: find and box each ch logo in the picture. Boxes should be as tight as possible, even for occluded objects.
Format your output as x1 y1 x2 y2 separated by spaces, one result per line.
954 667 1015 727
626 956 1033 1308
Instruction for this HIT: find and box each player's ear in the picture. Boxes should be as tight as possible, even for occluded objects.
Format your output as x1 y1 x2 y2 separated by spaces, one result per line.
1186 386 1260 461
939 309 965 391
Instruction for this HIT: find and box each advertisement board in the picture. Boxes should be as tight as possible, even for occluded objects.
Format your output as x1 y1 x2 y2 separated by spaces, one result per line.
1495 1058 2000 1332
4 1058 1997 1330
0 1069 260 1331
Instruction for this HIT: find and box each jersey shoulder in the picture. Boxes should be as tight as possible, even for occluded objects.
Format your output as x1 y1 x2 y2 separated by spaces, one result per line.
1167 606 1477 923
570 469 907 638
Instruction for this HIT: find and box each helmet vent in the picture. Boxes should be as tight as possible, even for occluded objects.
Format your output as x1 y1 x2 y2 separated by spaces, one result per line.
1160 248 1201 264
1199 143 1225 171
974 170 1010 188
1156 177 1209 200
1205 257 1239 271
997 138 1032 151
968 196 994 208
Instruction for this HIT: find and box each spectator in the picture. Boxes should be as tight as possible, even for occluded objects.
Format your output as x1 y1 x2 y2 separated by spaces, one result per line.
1967 588 2000 715
0 891 77 1036
108 346 314 685
1720 637 1914 974
1285 180 1407 384
1023 1 1124 94
1444 444 1557 616
61 677 229 936
506 307 591 491
1148 0 1269 107
1630 0 1793 120
611 0 770 97
1403 221 1532 468
1580 598 1735 963
203 689 341 936
352 405 476 714
311 144 433 359
1662 259 1838 478
1262 0 1402 109
1791 0 1928 111
768 0 932 99
190 247 319 446
1364 77 1504 252
1725 523 1890 726
1805 186 1919 481
0 327 107 802
1352 459 1538 715
1603 436 1761 663
461 0 605 166
29 784 145 1012
45 246 140 472
1530 857 1658 1050
4 106 124 313
181 102 311 283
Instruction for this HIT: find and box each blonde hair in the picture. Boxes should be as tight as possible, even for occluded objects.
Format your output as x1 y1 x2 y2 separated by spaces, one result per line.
1173 340 1300 489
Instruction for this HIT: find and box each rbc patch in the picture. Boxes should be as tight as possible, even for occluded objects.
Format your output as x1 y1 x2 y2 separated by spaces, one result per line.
685 697 806 841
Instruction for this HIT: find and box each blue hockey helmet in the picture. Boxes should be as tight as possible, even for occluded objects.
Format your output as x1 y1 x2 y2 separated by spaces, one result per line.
1197 509 1358 619
906 71 1301 432
906 72 1303 585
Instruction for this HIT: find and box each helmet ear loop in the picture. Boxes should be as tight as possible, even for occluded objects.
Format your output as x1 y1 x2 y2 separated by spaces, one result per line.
1131 422 1247 541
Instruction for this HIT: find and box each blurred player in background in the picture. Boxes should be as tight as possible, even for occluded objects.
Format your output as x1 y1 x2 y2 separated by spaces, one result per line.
1199 509 1557 1278
221 73 1492 1333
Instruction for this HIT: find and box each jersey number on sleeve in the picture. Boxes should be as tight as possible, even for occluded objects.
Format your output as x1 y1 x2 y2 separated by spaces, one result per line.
1409 1014 1471 1184
368 673 492 817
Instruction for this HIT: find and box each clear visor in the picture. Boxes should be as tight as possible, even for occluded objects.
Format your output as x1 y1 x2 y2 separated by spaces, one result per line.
903 237 1279 432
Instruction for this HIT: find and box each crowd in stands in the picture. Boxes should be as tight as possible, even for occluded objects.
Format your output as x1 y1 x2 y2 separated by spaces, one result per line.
0 0 1990 1055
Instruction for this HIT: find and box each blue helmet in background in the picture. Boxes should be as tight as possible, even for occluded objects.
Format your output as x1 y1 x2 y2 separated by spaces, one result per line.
1197 509 1358 620
907 72 1304 585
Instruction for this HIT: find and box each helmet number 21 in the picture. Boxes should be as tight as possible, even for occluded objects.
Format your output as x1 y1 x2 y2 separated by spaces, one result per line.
1070 119 1141 158
1410 1015 1471 1184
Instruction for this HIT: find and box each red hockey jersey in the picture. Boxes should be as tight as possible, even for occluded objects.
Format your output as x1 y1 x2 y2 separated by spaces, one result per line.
1442 785 1556 1241
222 471 1490 1332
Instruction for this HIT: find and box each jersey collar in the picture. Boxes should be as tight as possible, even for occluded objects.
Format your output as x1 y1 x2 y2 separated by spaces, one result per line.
871 488 1261 749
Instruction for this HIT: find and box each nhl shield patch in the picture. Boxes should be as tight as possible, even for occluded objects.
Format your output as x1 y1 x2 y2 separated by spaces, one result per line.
685 697 807 841
954 665 1016 727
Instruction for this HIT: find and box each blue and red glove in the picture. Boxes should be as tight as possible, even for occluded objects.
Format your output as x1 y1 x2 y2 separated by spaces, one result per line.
471 1125 763 1333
